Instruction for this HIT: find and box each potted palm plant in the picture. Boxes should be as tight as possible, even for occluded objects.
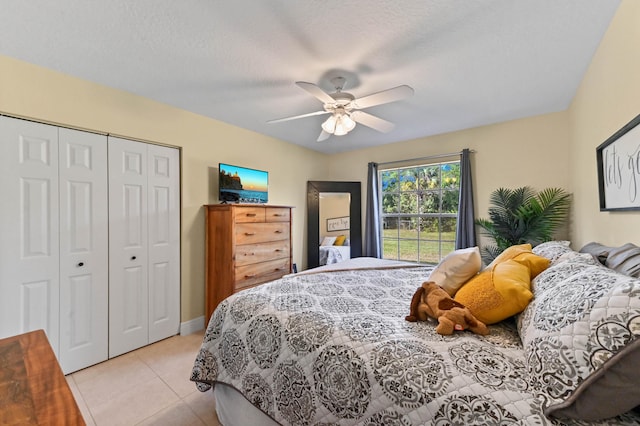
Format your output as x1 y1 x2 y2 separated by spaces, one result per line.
475 187 571 264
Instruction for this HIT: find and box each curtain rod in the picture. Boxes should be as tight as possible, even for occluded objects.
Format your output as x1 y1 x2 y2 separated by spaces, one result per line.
377 149 476 167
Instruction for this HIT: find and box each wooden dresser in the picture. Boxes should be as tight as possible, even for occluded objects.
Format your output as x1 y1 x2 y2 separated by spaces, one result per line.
0 330 85 425
204 204 293 322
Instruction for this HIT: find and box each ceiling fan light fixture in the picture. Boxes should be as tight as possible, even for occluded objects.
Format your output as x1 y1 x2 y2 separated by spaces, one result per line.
334 114 355 136
321 115 337 133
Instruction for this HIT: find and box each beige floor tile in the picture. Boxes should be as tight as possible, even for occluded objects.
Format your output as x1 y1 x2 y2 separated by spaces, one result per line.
137 335 202 376
136 400 205 426
158 362 200 398
73 353 157 409
90 376 180 426
72 351 139 384
183 389 221 426
65 375 96 426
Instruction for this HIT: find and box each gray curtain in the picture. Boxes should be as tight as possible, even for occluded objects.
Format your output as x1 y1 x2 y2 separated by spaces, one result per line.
364 162 382 257
455 148 476 249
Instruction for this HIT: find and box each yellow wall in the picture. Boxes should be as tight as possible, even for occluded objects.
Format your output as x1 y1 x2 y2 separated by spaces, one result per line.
0 55 329 323
568 0 640 248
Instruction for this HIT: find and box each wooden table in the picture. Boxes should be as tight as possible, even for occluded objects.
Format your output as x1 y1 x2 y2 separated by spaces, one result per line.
0 330 85 425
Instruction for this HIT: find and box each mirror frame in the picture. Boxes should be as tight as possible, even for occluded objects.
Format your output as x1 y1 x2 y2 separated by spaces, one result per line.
307 181 362 269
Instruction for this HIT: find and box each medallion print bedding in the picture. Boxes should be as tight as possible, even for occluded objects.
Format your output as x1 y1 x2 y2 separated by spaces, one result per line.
191 259 640 425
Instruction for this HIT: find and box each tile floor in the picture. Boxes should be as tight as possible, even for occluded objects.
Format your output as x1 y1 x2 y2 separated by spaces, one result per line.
66 331 221 426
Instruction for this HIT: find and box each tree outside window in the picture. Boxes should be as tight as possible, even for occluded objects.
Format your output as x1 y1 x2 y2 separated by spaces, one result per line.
379 162 460 264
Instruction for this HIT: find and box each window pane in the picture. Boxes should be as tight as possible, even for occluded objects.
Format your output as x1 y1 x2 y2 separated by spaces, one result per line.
419 191 440 214
381 170 399 193
441 240 456 256
419 240 441 264
441 189 459 212
382 238 398 260
398 216 418 239
441 217 457 239
398 239 418 262
400 169 418 191
382 193 399 214
441 163 459 188
419 165 440 189
419 217 439 240
382 217 399 239
399 193 418 214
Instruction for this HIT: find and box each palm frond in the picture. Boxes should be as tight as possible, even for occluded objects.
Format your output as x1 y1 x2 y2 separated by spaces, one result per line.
475 186 571 262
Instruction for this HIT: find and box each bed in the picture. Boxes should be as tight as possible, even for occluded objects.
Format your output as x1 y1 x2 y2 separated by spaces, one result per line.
319 245 351 265
191 243 640 425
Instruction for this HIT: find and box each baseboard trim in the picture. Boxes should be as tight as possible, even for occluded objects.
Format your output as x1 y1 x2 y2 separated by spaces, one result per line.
180 316 205 335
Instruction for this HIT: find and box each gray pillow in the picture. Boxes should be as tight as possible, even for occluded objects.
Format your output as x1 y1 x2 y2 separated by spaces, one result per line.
606 243 640 278
579 241 612 265
545 338 640 421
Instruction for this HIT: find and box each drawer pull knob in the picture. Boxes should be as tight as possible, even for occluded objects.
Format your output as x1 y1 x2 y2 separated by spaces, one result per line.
245 274 256 278
275 249 282 252
274 268 283 271
246 213 256 217
245 232 256 236
275 230 283 234
77 262 85 267
131 256 137 261
273 214 282 217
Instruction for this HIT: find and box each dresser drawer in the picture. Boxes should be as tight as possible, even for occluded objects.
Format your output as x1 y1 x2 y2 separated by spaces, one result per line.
234 206 266 223
235 258 290 289
236 222 289 245
235 240 290 266
266 207 290 222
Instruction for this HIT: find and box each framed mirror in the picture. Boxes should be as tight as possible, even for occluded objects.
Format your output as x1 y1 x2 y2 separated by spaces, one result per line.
307 181 362 269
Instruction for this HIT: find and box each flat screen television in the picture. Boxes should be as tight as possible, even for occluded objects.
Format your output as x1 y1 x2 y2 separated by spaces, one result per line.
219 163 269 204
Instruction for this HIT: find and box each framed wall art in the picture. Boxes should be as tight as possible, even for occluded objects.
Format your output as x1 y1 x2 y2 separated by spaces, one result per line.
596 113 640 211
327 216 350 232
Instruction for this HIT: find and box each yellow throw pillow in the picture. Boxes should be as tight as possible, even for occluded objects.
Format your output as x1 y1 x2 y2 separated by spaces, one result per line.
454 259 533 324
334 235 346 246
485 243 532 269
510 252 550 278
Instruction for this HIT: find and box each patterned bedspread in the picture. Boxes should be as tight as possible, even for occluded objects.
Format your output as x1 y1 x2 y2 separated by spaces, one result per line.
190 263 640 425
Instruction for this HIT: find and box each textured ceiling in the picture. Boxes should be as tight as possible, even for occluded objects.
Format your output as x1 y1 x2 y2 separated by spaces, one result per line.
0 1 620 154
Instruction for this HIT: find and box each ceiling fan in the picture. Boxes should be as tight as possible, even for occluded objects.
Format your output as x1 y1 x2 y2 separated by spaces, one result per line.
268 77 414 142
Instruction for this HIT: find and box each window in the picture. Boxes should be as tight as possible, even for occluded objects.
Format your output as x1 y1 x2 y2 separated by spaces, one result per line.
379 161 460 264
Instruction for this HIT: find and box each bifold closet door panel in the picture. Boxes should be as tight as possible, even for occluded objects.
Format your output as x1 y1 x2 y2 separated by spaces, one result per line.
108 137 149 358
147 144 180 343
0 117 61 353
58 127 109 374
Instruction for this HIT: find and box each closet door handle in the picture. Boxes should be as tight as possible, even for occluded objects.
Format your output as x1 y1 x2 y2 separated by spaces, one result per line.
131 256 137 261
77 262 84 267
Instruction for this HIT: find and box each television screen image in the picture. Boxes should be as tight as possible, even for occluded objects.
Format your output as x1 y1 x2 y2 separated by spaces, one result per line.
219 163 268 204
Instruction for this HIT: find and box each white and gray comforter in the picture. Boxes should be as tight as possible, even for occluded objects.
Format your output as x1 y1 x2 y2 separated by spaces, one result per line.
190 259 640 425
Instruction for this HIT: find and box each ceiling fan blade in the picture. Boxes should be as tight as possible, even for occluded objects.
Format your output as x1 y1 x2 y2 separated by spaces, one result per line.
317 130 331 142
351 111 395 133
267 110 329 124
296 81 336 104
352 85 414 109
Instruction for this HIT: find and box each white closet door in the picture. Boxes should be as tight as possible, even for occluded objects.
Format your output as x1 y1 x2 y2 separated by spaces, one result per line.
0 116 60 352
108 137 149 357
147 144 180 343
58 128 109 373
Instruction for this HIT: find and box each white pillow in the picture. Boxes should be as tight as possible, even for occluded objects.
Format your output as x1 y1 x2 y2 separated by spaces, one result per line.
427 246 482 296
320 236 337 247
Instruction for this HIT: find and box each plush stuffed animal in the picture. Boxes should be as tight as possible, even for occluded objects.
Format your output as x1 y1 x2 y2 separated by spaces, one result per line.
405 281 489 336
